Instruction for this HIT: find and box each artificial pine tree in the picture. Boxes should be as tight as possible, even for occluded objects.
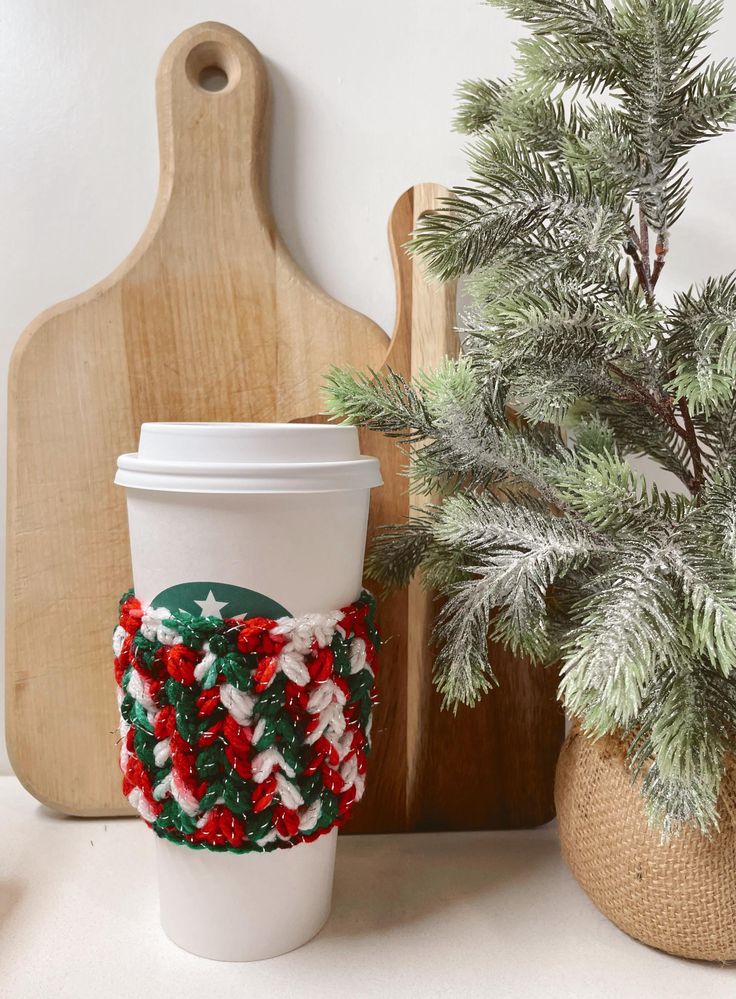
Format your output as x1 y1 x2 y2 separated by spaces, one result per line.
326 0 736 833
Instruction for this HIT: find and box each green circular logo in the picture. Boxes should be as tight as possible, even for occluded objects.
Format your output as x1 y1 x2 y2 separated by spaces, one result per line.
151 582 291 621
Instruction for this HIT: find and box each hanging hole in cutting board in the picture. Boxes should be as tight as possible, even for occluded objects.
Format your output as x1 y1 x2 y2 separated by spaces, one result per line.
198 65 228 92
185 40 241 94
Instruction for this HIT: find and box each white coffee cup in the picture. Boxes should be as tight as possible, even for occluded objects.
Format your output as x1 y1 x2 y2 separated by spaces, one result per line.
116 422 381 961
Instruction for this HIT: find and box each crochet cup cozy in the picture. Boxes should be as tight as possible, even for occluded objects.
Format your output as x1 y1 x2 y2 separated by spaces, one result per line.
113 590 379 852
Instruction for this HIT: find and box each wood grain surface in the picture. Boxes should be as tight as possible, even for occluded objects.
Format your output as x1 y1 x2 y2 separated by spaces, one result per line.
5 22 389 815
352 186 564 831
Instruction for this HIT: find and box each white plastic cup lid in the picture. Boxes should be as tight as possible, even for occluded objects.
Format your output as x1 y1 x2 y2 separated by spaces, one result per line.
115 422 383 494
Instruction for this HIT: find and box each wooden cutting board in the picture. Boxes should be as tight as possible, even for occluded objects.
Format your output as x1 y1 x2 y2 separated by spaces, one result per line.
6 22 563 825
346 186 564 832
5 21 389 815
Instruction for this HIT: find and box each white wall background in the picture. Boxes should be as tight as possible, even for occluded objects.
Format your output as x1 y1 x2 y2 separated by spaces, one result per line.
2 1 736 775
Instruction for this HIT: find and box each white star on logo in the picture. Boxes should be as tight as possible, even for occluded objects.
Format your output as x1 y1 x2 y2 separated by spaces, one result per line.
194 589 229 619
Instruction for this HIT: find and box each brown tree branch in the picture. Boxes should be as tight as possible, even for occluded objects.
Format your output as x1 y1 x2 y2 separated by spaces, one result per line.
606 363 679 430
625 241 654 305
651 231 669 290
606 362 706 497
614 206 701 489
625 216 655 305
638 204 651 283
678 398 706 496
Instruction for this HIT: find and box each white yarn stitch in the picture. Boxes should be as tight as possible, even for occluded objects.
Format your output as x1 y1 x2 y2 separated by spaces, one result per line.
251 717 267 746
195 808 214 830
170 771 200 817
340 754 359 791
353 771 366 800
332 730 355 763
307 678 346 715
152 609 181 647
298 799 322 832
349 637 368 674
277 646 311 686
219 683 256 726
193 644 216 683
251 746 295 783
112 625 127 658
275 773 304 810
272 610 341 653
126 668 157 715
153 738 171 768
140 606 170 642
305 702 347 746
153 772 172 802
128 786 158 824
119 713 131 771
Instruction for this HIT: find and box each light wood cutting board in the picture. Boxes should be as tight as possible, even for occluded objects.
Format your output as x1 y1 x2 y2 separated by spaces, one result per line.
5 22 390 815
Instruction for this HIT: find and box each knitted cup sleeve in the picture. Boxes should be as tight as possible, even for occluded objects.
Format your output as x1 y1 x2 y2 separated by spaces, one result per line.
114 590 379 853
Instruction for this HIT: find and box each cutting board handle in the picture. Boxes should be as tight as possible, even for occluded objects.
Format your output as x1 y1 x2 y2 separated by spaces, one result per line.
155 22 269 213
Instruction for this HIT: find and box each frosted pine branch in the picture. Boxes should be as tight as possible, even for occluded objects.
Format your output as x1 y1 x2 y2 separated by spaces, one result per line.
324 0 736 833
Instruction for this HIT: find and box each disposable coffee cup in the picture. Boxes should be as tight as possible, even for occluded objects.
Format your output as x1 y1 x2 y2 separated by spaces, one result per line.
115 422 382 961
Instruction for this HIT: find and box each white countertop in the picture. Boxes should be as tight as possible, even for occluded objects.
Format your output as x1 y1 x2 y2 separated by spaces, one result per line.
1 775 734 998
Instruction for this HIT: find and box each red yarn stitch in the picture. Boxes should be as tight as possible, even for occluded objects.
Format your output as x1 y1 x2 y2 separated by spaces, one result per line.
321 763 344 795
197 718 225 747
223 715 252 752
196 688 221 718
236 617 285 655
221 810 246 848
308 646 334 682
163 644 198 684
154 704 176 740
253 654 279 692
120 596 143 635
114 638 131 686
170 732 206 799
225 744 253 780
252 775 278 813
273 805 300 839
284 680 309 715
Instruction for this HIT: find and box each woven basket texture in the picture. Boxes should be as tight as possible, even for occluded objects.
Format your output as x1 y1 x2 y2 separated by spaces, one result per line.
555 726 736 962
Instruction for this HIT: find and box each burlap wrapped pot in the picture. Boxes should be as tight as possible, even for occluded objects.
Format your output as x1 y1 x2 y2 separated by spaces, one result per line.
555 725 736 962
